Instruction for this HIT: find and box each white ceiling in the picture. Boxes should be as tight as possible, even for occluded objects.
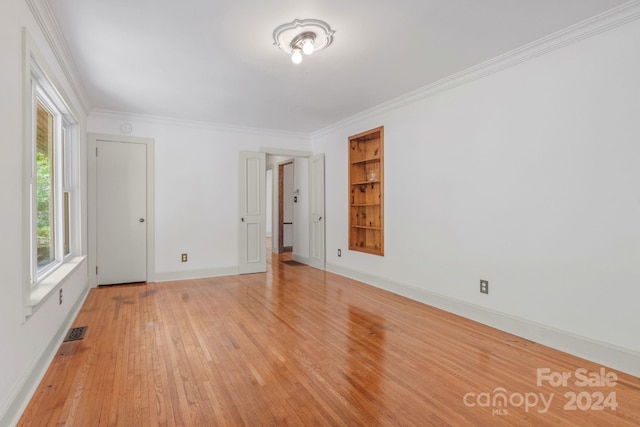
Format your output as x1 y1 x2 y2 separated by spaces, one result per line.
50 0 628 133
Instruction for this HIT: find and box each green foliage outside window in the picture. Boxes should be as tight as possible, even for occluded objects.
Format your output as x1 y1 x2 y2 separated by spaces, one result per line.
36 149 54 265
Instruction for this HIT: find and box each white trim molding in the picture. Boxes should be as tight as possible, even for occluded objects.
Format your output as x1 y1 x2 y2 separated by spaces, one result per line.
327 263 640 378
25 0 90 113
312 0 640 138
292 254 310 266
22 28 85 320
260 147 313 158
90 109 311 141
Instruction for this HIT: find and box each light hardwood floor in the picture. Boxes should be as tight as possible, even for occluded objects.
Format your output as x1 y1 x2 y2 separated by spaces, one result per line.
19 249 640 426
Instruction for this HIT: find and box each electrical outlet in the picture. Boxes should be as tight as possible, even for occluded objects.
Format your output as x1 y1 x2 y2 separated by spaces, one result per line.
338 249 342 257
59 288 63 305
181 253 188 262
480 280 489 294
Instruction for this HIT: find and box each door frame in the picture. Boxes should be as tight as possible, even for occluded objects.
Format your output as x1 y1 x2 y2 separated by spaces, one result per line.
259 147 325 269
308 153 326 270
88 133 155 287
278 161 294 253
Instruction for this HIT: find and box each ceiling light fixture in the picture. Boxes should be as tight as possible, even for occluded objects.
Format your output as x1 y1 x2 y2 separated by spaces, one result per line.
302 37 315 55
273 19 335 64
291 48 303 64
290 32 315 63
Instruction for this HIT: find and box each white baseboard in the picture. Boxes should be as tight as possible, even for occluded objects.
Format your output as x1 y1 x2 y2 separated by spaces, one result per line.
326 263 640 378
292 254 310 265
1 282 91 427
154 257 311 282
154 266 239 282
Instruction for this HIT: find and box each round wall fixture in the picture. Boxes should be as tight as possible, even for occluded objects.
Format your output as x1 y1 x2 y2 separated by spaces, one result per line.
120 122 133 134
273 19 335 64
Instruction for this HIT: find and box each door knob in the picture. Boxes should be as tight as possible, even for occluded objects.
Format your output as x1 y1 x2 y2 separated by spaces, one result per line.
319 216 322 221
241 218 245 222
139 218 145 223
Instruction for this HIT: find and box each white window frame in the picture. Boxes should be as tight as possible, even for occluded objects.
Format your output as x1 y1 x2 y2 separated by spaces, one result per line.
22 29 84 319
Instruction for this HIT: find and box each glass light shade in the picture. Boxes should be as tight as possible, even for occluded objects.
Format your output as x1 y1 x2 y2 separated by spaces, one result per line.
291 48 303 64
302 39 314 55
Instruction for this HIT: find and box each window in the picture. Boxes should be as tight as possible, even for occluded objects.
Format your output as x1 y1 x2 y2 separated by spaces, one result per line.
35 100 55 270
34 94 76 274
27 52 80 298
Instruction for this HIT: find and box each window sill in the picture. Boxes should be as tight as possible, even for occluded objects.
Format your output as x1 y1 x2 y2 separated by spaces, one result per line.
26 256 86 318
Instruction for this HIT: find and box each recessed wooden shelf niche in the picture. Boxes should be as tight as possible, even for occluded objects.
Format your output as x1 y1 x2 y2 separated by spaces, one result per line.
349 126 384 256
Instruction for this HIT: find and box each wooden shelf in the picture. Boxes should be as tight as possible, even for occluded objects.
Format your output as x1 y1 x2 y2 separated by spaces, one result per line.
349 126 384 256
351 158 381 165
352 180 380 186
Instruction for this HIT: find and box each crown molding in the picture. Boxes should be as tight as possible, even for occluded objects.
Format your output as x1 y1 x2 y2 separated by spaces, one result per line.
312 0 640 138
89 109 312 141
26 0 90 114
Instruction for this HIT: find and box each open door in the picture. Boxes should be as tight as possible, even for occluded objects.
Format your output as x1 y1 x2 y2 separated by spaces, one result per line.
239 151 267 274
278 161 294 253
309 154 325 270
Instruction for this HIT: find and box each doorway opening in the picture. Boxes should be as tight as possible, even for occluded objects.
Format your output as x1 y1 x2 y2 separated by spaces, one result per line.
240 148 324 274
279 161 294 254
266 155 297 256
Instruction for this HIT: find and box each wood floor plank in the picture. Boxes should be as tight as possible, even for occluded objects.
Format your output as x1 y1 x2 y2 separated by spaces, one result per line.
17 251 640 426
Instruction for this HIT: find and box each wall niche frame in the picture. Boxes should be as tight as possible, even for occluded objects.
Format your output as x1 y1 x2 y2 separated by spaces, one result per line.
348 126 384 256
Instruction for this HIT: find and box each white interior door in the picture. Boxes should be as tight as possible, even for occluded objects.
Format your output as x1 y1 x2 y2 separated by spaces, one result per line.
309 153 325 270
96 140 147 285
239 151 266 274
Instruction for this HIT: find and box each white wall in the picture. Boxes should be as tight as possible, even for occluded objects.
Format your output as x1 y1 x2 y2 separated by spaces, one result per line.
87 113 311 279
314 16 640 373
0 1 89 424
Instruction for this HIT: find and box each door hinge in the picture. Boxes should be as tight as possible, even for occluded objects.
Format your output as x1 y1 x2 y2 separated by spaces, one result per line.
96 147 98 156
96 266 98 275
